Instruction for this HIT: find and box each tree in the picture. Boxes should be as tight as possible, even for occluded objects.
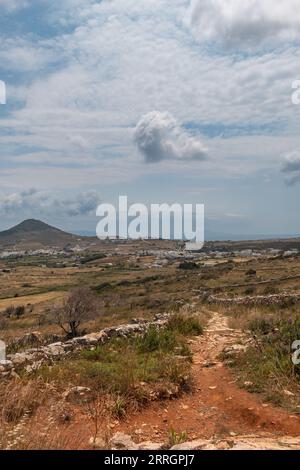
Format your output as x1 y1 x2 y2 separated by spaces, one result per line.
52 286 96 338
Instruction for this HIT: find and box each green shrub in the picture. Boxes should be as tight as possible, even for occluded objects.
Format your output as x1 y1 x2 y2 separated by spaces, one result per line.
137 326 177 353
167 314 203 336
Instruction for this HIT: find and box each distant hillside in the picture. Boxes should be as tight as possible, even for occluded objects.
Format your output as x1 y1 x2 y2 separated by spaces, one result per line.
204 237 300 252
0 219 90 249
1 219 300 252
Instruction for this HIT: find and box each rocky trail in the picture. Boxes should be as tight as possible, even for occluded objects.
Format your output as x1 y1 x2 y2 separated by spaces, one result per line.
7 311 300 450
113 311 300 450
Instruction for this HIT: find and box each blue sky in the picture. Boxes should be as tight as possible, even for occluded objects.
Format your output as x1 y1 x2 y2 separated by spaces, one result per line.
0 0 300 237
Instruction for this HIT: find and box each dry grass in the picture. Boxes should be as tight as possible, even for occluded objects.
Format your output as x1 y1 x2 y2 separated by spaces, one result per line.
0 291 66 310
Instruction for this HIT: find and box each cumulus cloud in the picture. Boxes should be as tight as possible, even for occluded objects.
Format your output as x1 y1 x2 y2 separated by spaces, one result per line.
0 189 101 217
184 0 300 51
281 151 300 185
134 111 208 163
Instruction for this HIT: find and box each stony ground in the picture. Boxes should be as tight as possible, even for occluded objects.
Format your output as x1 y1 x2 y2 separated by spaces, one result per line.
112 311 300 450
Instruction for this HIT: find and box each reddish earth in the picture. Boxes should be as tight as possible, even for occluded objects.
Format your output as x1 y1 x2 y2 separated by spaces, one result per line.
15 312 300 449
114 312 300 444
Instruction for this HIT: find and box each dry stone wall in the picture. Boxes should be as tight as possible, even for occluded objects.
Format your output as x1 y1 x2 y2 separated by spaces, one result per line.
0 314 170 379
207 293 300 307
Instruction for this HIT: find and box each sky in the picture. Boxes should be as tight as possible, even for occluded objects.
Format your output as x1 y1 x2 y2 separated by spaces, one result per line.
0 0 300 237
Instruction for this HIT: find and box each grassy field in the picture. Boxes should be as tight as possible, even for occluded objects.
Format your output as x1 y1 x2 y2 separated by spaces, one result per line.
0 251 299 343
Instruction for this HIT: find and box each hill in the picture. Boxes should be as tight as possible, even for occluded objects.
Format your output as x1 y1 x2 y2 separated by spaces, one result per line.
0 219 89 249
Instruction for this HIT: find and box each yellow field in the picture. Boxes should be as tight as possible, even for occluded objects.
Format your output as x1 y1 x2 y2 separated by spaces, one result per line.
0 291 66 310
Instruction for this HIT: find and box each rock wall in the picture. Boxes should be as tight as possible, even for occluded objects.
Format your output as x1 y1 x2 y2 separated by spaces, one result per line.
0 314 170 379
207 293 300 307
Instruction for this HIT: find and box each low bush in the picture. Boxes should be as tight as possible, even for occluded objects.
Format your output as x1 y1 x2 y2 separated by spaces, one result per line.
167 314 203 336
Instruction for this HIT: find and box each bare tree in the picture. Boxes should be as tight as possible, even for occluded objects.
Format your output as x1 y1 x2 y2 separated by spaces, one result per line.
52 286 96 338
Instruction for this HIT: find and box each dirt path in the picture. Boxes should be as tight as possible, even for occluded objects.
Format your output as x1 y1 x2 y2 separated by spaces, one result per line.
116 311 300 447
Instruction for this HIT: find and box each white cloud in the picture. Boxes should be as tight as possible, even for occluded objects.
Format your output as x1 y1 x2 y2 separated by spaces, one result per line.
185 0 300 51
7 7 300 146
281 150 300 184
1 0 300 196
134 111 208 163
0 38 60 72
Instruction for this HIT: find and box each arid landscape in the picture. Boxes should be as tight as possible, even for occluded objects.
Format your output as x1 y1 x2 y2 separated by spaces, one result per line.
0 220 299 450
2 0 300 460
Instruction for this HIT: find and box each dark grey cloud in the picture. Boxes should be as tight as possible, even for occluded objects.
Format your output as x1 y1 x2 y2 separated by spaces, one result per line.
0 189 101 216
281 151 300 185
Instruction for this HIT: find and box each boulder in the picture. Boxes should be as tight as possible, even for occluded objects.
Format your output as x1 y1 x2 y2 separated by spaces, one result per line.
45 342 65 356
138 441 164 450
10 352 32 366
77 331 108 346
109 432 139 450
171 439 208 450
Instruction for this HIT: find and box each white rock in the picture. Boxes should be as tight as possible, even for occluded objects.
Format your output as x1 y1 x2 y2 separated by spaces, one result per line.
109 432 139 450
138 441 164 450
171 439 208 450
45 342 65 356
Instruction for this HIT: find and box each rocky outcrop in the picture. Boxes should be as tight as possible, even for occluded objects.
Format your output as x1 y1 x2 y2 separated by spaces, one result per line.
0 314 170 379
